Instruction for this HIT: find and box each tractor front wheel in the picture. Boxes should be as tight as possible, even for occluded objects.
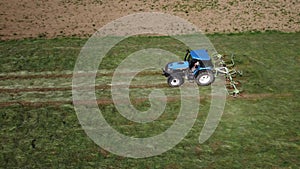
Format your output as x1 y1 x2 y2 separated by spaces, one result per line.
195 71 215 86
167 75 184 87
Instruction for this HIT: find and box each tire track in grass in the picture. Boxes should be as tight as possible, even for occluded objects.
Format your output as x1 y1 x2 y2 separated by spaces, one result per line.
0 83 169 93
0 96 178 108
238 93 293 99
0 93 293 108
0 71 161 80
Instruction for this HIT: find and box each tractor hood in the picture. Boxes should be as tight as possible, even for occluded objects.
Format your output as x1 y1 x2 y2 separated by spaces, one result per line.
166 61 189 71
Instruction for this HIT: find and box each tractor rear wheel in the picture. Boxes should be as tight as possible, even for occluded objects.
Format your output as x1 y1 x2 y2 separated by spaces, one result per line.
195 71 215 86
167 75 184 87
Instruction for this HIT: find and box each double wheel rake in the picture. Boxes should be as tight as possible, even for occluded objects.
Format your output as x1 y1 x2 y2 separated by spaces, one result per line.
212 53 243 97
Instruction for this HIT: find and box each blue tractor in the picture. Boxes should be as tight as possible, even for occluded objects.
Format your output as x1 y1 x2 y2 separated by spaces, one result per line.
162 49 215 87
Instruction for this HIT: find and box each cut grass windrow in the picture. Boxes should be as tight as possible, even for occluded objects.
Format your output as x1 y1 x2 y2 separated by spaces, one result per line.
0 93 292 108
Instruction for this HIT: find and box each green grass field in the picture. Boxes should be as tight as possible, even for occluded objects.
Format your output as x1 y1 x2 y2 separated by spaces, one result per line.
0 32 299 168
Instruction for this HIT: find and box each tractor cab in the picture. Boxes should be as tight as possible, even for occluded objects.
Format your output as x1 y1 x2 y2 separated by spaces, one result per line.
184 49 214 70
163 49 214 75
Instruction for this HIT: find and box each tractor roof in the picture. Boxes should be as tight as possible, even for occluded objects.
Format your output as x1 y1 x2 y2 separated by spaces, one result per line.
190 49 211 60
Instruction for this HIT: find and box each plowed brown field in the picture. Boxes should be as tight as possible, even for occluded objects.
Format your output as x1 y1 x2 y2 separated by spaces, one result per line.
0 0 299 40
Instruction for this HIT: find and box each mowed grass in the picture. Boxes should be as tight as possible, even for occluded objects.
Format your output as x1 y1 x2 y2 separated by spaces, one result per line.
0 32 299 168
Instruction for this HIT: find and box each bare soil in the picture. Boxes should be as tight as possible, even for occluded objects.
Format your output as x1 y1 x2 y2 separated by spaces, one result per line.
0 0 299 40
